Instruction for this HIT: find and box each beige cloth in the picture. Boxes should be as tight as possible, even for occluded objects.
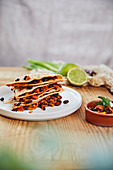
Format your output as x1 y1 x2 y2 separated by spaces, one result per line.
82 64 113 93
0 0 113 68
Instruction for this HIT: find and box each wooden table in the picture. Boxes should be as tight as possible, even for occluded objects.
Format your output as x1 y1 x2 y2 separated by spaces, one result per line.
0 67 113 170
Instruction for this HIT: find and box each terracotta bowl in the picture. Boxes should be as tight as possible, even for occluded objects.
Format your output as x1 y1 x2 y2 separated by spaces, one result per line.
85 100 113 127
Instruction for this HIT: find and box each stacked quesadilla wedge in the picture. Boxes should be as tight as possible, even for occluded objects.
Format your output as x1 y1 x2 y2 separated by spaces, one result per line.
5 74 64 112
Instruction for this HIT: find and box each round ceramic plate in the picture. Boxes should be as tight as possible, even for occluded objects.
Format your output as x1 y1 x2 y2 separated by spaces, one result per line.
0 86 82 121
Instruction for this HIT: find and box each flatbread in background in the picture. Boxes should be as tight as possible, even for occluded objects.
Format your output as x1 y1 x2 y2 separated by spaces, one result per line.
81 64 113 93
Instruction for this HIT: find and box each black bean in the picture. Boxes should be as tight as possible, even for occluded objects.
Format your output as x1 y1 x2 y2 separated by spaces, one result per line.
105 109 110 114
42 78 48 82
27 86 32 89
47 99 50 103
33 80 38 84
0 97 4 101
16 102 21 106
38 104 41 107
58 96 62 99
63 100 69 104
41 107 46 110
57 99 62 102
26 100 32 104
24 106 29 110
12 109 16 111
55 101 62 106
99 108 105 112
24 76 27 80
51 96 55 99
42 78 45 82
54 94 58 97
11 88 13 91
19 98 23 102
13 96 16 100
45 77 51 80
48 84 53 88
40 87 43 92
98 109 103 112
40 102 45 105
58 84 62 88
91 108 97 111
53 76 57 80
15 78 20 81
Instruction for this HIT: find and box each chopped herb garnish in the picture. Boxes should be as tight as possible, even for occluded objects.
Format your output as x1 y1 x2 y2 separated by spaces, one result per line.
94 96 111 107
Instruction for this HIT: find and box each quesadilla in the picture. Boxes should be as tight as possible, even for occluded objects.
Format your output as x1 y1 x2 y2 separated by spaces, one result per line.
6 74 63 87
12 91 63 112
13 83 62 98
4 85 63 104
4 73 65 112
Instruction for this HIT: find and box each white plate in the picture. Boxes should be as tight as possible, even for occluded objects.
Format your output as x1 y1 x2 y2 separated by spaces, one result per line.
0 86 82 121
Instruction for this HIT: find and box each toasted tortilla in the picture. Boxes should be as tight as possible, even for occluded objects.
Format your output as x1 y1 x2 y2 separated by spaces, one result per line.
17 84 62 99
4 88 63 104
12 89 64 110
13 81 62 97
6 74 63 87
13 83 49 96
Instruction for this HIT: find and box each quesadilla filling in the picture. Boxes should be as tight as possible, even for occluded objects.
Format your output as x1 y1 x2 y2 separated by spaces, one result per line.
12 93 62 112
5 74 66 112
18 83 62 98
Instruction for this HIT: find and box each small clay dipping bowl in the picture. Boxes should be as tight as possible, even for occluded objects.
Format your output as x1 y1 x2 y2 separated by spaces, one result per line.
85 100 113 127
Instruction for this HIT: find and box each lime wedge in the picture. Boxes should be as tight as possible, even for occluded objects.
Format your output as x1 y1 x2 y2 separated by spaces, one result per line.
67 68 87 86
58 63 79 76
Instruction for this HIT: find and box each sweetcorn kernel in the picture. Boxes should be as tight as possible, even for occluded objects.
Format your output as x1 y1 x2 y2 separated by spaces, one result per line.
29 110 33 113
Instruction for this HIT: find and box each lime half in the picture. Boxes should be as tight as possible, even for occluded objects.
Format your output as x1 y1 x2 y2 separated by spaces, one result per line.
67 68 87 86
58 63 79 76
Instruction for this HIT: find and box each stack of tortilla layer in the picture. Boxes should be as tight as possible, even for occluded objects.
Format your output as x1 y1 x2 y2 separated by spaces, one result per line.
5 74 64 112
